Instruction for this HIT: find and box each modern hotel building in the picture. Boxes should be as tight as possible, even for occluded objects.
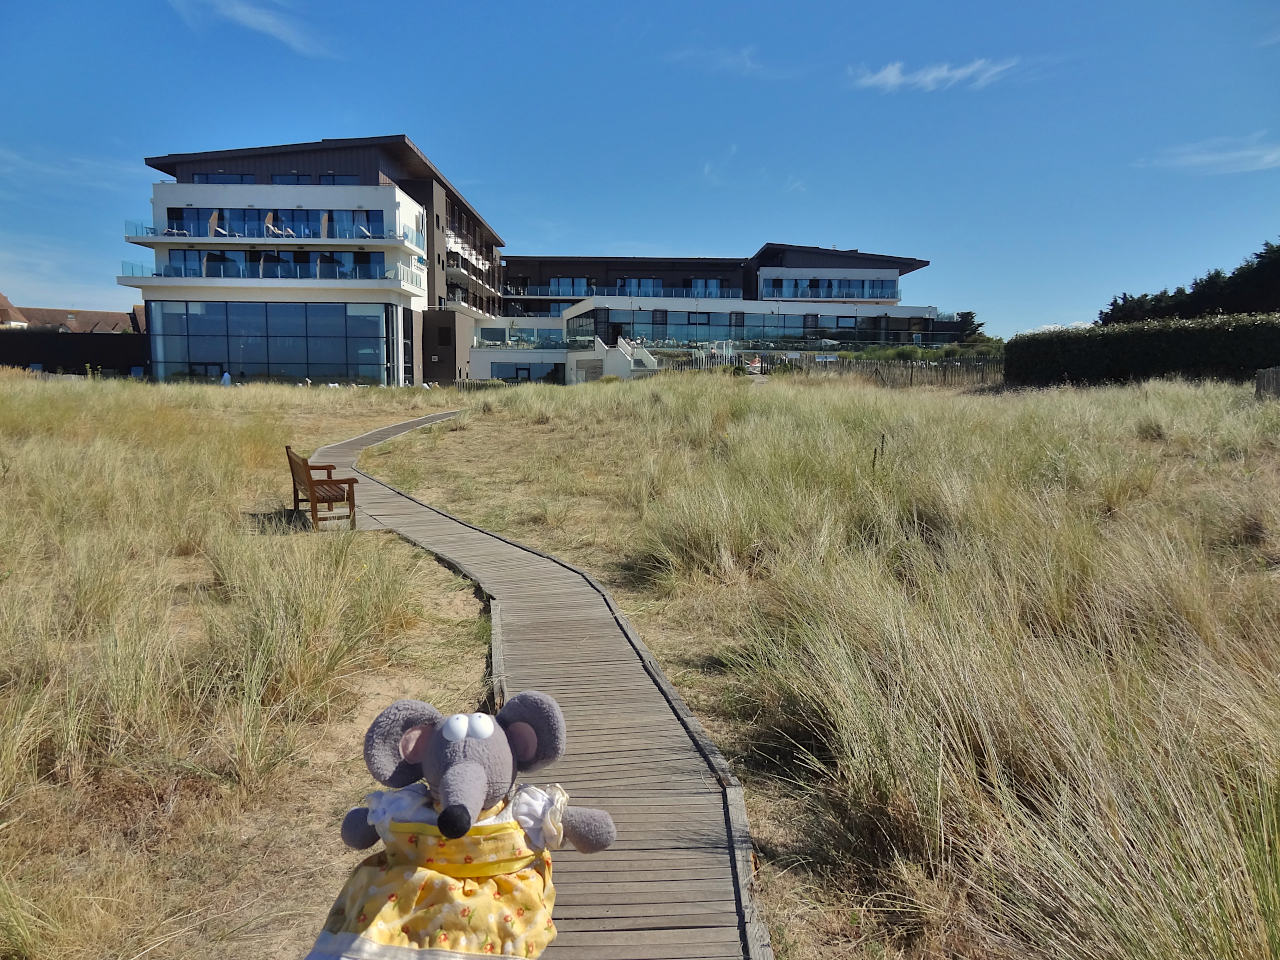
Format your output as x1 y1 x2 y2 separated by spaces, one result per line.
119 136 944 385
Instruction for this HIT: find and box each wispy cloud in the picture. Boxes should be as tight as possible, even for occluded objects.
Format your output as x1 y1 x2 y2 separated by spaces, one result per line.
701 144 738 186
668 45 764 77
0 238 137 311
168 0 331 58
1261 29 1280 47
851 57 1018 92
1139 131 1280 174
0 146 141 195
783 175 806 193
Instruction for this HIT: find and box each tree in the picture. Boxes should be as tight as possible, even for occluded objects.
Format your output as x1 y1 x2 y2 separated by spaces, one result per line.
1098 237 1280 324
956 311 984 340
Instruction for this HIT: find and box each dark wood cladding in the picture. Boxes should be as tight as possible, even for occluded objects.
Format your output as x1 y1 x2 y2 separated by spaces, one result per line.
145 135 504 247
160 144 394 188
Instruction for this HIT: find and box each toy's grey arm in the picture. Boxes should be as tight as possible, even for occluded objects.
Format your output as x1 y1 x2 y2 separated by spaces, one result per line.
562 805 615 853
341 806 380 850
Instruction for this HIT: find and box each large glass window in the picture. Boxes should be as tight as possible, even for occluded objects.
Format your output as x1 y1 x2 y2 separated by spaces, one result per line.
267 303 306 336
146 299 394 386
308 338 346 364
272 174 312 185
186 302 226 336
319 174 359 185
188 336 228 362
192 173 254 184
306 302 346 337
549 278 587 296
268 336 308 363
152 302 187 335
346 304 383 337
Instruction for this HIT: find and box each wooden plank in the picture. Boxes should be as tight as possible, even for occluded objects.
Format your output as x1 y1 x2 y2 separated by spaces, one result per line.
312 418 773 960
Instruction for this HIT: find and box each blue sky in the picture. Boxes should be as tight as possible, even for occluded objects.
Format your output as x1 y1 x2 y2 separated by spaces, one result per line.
0 0 1276 337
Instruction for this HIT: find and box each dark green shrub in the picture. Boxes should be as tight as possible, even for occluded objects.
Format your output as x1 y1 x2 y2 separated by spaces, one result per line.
1005 314 1280 386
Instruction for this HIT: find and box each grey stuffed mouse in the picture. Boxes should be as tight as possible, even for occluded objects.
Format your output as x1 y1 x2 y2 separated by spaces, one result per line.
305 690 615 959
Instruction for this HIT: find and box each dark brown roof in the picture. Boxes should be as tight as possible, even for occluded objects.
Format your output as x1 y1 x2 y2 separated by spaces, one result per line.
749 242 930 276
144 134 504 245
17 307 142 334
0 292 28 327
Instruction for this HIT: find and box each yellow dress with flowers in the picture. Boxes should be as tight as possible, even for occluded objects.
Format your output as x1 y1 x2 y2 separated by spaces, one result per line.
306 782 568 960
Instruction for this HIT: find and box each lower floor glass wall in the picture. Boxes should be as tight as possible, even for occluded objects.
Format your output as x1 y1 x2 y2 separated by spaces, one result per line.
567 308 942 349
148 300 395 383
489 362 564 385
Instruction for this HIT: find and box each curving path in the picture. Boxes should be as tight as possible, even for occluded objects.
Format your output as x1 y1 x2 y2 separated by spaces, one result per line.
313 414 773 960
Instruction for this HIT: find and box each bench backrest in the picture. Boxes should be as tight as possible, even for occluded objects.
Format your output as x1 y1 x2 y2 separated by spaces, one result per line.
285 445 313 492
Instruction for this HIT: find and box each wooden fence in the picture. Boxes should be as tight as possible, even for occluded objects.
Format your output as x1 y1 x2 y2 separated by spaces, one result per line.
656 352 1003 387
1257 366 1280 400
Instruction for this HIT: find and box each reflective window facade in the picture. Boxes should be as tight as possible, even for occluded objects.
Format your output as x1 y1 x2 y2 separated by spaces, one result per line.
568 308 932 349
163 207 385 239
758 277 900 299
161 249 385 279
148 301 394 383
191 173 254 184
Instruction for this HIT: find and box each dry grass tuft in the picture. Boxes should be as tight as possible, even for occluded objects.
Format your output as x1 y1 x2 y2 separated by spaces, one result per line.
370 373 1280 959
0 372 485 959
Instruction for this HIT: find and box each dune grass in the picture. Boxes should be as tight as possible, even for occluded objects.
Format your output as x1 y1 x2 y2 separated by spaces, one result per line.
369 373 1280 959
0 372 487 959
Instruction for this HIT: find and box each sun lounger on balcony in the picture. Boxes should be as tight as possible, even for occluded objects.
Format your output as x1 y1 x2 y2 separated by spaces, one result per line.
357 225 374 239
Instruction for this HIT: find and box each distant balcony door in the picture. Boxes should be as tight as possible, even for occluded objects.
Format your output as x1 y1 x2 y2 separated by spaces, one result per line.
515 366 532 382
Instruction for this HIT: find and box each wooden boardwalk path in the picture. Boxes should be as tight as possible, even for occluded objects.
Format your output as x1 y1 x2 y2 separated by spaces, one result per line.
314 415 773 960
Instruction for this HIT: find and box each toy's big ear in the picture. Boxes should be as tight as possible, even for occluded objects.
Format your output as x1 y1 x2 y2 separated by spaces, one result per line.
496 691 566 772
365 699 443 787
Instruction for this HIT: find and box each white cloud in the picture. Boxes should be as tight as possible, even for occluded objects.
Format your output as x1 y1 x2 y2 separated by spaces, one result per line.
783 175 806 193
851 57 1018 92
1140 132 1280 175
1260 29 1280 47
668 45 764 77
701 144 738 186
167 0 331 58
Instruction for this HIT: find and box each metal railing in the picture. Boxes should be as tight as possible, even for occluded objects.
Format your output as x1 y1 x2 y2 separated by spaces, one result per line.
126 220 423 247
120 260 425 290
759 286 900 300
470 337 594 351
503 284 744 299
444 229 492 271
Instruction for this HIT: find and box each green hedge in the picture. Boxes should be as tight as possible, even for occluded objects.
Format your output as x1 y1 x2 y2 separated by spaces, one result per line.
1005 314 1280 386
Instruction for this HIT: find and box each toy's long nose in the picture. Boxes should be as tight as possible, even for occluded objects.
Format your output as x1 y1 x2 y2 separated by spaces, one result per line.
436 760 487 839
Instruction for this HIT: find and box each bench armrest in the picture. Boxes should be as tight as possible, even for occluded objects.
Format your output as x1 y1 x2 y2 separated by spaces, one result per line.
307 463 336 470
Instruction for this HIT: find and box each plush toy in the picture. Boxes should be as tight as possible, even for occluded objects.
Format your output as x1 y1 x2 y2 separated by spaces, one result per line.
305 691 616 959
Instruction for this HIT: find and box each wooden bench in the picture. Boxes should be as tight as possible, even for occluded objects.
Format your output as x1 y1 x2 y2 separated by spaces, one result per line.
286 446 358 529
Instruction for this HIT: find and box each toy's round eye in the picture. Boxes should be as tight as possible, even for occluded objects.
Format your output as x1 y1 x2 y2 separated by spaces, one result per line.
442 714 469 742
468 713 495 739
